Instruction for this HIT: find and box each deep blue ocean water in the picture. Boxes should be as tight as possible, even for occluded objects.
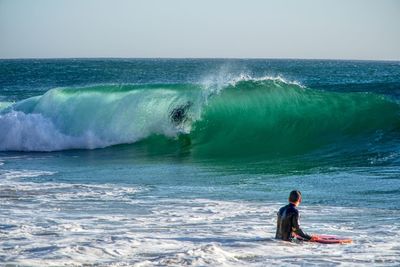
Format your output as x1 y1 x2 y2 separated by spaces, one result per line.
0 59 399 266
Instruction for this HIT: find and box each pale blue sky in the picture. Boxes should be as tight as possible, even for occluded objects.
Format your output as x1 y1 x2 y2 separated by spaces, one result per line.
1 0 399 60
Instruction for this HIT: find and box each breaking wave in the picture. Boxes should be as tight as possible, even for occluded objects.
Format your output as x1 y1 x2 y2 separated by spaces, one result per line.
1 77 399 158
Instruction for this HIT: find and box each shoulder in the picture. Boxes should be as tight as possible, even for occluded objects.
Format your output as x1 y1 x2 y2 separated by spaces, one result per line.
278 205 288 214
288 205 299 215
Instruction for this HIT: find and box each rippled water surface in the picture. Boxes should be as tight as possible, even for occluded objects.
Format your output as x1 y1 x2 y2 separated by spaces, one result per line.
1 59 400 266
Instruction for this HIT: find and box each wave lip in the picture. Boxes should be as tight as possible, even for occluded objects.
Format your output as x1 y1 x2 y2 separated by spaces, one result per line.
227 74 305 88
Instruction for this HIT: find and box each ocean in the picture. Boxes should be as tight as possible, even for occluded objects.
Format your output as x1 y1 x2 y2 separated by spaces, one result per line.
0 58 399 266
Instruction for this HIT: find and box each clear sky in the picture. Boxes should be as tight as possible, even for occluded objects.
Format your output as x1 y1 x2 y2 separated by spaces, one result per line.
0 0 399 60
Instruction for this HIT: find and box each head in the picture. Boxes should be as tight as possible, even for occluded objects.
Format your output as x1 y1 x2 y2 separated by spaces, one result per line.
288 190 302 206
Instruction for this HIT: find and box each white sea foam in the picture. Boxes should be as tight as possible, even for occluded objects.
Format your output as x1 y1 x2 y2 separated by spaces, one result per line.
1 180 399 267
0 101 14 110
200 72 304 96
0 110 110 151
227 74 305 88
0 177 143 203
1 169 56 180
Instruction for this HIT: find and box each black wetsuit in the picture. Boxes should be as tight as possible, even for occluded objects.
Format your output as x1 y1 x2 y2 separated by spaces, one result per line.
170 102 192 125
275 203 311 241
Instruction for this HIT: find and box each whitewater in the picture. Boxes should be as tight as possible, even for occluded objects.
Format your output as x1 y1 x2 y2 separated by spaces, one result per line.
1 59 400 266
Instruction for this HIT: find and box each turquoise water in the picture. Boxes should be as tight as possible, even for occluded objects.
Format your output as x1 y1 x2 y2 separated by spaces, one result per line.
1 59 400 266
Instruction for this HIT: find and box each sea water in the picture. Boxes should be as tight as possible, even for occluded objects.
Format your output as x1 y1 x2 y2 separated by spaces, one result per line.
0 59 399 266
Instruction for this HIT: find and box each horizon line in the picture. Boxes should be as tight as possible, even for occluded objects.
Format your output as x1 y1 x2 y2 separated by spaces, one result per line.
0 56 399 63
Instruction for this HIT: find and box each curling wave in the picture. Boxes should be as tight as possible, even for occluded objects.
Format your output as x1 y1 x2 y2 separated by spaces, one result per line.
1 77 399 157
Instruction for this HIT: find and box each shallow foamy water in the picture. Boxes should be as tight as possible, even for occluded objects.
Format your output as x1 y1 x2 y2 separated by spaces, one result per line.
1 166 399 266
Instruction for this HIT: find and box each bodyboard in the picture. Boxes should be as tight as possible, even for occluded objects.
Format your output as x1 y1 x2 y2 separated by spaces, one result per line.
311 234 352 244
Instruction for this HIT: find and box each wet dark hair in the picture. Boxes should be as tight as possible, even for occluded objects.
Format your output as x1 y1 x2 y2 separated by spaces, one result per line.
289 190 302 203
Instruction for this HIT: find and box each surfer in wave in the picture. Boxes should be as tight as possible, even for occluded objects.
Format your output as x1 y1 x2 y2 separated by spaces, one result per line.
275 190 315 242
170 101 192 126
170 101 193 147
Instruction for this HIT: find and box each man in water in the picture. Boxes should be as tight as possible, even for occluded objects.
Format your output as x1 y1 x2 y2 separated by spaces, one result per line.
170 102 193 147
170 101 192 126
275 190 314 242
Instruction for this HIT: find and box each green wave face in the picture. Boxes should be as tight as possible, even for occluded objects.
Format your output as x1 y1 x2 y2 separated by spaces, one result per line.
189 79 400 157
